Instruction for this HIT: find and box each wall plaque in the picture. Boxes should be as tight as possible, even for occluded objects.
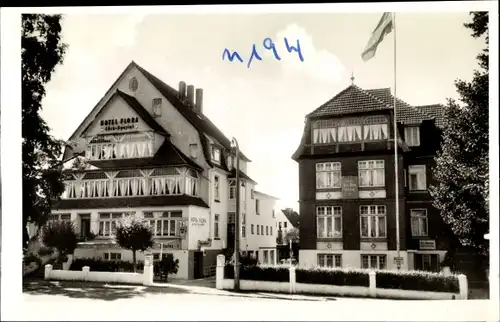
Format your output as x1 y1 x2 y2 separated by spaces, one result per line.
341 176 358 199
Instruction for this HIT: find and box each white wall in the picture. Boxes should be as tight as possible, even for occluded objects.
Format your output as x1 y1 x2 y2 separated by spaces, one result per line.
274 209 294 241
187 205 211 250
206 169 228 251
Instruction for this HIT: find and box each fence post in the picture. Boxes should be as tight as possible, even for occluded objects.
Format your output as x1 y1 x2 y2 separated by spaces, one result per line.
82 266 90 282
143 254 154 286
458 274 468 300
289 266 296 294
368 271 376 298
44 264 53 281
216 254 225 290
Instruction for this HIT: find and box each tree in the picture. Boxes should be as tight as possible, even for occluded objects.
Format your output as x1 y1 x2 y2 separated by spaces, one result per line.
155 255 180 282
430 12 489 255
115 215 154 272
22 14 68 247
284 227 300 243
40 220 78 264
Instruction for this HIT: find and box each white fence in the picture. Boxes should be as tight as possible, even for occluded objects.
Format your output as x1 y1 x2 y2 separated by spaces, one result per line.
215 255 468 300
44 254 155 286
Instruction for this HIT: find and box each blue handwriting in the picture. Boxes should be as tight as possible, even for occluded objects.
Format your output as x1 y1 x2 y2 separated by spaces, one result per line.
222 37 304 68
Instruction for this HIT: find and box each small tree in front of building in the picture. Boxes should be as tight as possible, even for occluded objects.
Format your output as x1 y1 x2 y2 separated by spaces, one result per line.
115 214 154 272
40 220 78 265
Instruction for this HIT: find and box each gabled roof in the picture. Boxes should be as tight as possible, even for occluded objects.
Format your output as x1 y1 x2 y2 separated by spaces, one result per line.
281 208 300 229
365 88 434 125
84 139 203 171
415 104 447 128
80 89 169 137
254 190 279 200
307 85 391 117
134 62 251 163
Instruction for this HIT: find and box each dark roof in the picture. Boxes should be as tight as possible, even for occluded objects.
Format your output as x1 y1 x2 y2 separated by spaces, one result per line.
53 195 209 210
307 85 391 117
415 104 447 128
282 208 300 229
85 139 203 171
365 88 434 125
227 168 257 184
134 62 251 163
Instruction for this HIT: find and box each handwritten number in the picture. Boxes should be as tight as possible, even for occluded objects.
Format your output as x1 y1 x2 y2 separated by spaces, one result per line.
247 44 263 68
222 48 244 63
284 37 304 62
263 37 281 61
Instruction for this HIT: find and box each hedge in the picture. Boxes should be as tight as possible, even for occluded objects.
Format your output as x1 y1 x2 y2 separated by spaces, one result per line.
376 270 459 293
225 264 290 282
70 258 144 273
296 267 370 287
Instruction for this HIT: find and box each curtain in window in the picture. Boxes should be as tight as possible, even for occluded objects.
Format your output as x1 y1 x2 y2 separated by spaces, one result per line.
378 216 386 237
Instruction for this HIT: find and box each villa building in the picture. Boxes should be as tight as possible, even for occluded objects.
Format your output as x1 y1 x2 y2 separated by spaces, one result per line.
50 61 277 279
292 82 452 271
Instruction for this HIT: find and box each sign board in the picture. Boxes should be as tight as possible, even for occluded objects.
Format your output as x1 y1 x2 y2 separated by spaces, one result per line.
190 216 207 227
393 257 404 265
100 117 139 132
341 176 358 199
419 240 436 250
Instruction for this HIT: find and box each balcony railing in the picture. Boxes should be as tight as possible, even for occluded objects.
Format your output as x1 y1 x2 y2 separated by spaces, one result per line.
62 167 199 199
85 133 155 161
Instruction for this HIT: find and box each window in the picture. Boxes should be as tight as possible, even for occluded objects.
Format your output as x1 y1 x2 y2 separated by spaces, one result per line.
360 206 387 238
414 254 440 272
152 98 162 116
317 206 342 238
251 224 254 234
214 214 220 239
85 133 154 161
143 211 182 237
270 250 275 265
408 165 427 191
256 199 260 214
214 175 220 201
256 224 260 235
318 254 342 268
312 118 363 144
104 252 122 261
263 250 269 264
358 160 385 187
270 226 273 236
404 126 420 147
229 181 236 199
211 146 221 164
251 189 254 199
98 213 129 237
272 209 275 218
189 143 198 158
266 226 269 235
361 255 386 269
49 213 71 222
260 225 264 235
284 222 287 229
363 116 389 141
411 209 428 236
316 162 341 189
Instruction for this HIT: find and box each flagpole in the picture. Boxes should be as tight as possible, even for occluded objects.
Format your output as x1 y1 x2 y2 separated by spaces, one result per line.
393 12 401 270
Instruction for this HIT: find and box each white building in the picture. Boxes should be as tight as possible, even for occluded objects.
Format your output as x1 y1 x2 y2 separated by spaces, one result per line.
48 61 277 279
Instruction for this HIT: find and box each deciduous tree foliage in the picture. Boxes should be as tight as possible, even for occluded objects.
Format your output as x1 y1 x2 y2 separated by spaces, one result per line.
40 220 78 264
430 12 489 255
22 14 68 247
115 215 154 272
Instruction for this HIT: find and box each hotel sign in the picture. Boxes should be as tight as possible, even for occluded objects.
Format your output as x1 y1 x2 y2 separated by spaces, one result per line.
190 217 207 227
100 117 139 132
419 240 436 250
341 176 358 199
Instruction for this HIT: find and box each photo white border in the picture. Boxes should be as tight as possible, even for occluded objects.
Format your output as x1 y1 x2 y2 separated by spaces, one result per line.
1 1 498 321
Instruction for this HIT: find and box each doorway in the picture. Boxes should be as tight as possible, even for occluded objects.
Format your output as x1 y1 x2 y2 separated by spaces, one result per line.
79 214 91 240
193 251 204 279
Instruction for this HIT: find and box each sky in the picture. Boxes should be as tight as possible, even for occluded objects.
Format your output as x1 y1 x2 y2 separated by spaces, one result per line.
39 11 486 211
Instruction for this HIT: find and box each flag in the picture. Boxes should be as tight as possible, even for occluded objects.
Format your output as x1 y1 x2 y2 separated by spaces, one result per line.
361 12 394 61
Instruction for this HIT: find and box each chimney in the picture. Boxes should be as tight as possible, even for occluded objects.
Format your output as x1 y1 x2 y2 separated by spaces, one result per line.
195 88 203 114
186 85 195 105
178 81 187 99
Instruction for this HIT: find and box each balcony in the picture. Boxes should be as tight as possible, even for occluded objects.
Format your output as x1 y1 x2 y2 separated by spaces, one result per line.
85 133 155 161
62 167 199 199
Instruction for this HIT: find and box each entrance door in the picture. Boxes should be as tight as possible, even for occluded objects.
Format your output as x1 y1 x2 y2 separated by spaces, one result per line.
80 217 91 239
193 251 204 279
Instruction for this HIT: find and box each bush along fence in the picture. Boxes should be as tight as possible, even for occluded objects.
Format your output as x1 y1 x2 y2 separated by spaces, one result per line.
44 254 155 286
215 255 468 300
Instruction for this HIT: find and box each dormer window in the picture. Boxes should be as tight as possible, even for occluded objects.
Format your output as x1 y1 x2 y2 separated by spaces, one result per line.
211 146 221 164
189 143 198 159
404 126 420 147
152 98 162 117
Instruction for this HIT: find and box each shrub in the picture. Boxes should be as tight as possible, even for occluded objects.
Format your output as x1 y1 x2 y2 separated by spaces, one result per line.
38 246 54 257
23 253 42 267
70 258 144 273
154 254 179 281
376 270 459 293
40 220 78 264
296 267 370 287
225 264 290 282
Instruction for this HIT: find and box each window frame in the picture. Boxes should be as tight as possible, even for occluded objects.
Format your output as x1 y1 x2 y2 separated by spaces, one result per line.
404 126 420 147
316 162 342 189
214 175 220 202
152 98 163 117
361 254 387 269
408 165 427 191
143 211 182 238
358 160 385 188
211 146 221 164
214 214 220 239
410 209 428 237
316 206 342 239
317 254 342 268
359 205 387 239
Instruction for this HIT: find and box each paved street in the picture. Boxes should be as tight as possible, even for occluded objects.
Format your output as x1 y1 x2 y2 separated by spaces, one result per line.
9 278 493 321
